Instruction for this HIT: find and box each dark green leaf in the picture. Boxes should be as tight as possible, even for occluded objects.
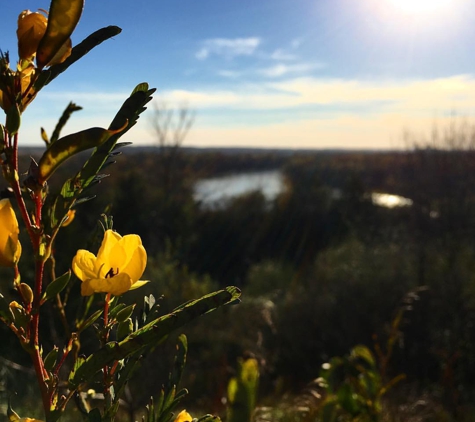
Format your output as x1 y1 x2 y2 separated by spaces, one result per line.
47 83 155 231
38 26 122 87
117 318 133 341
168 334 187 391
42 271 71 303
116 304 135 323
69 355 86 383
6 104 20 135
50 102 83 144
77 309 103 333
44 346 59 372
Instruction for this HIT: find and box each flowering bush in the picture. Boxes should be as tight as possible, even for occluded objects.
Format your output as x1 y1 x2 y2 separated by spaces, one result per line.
0 1 240 421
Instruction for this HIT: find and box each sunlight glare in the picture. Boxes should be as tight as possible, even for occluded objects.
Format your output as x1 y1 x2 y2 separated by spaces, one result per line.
387 0 452 15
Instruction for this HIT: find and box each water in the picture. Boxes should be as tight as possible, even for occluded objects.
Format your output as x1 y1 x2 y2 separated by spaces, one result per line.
194 171 284 208
193 171 412 209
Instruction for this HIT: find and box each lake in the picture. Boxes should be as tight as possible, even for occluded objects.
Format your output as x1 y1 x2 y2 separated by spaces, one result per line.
193 171 412 209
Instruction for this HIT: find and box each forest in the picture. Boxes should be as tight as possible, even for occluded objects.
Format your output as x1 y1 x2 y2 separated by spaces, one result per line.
3 125 475 421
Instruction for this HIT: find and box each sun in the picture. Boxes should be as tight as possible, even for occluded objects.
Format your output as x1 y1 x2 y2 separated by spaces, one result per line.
387 0 452 15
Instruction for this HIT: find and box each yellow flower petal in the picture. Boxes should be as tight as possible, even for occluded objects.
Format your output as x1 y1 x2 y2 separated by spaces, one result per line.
72 250 97 281
129 280 150 290
121 243 147 283
174 410 192 422
81 273 133 297
0 199 21 267
96 230 121 276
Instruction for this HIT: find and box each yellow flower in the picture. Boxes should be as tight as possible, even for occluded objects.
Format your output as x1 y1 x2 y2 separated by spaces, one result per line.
72 230 148 296
61 209 76 227
17 10 48 61
0 199 22 267
174 410 192 422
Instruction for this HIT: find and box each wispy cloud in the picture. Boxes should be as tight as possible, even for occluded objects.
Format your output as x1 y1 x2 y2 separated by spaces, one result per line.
158 75 475 112
269 49 297 61
217 69 242 79
258 63 324 78
196 37 261 60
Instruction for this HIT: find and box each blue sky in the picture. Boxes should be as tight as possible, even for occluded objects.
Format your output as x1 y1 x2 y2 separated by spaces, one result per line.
4 0 475 149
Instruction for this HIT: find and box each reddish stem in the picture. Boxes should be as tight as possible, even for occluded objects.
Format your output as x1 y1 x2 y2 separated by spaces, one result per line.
7 130 50 418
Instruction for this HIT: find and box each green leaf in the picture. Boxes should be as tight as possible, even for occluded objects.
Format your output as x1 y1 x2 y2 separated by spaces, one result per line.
116 304 136 323
350 345 376 367
37 125 126 185
69 354 86 384
50 102 83 144
108 303 126 320
69 287 241 387
77 309 103 333
42 271 71 303
36 0 84 69
44 346 59 372
337 384 361 416
47 83 155 230
37 26 122 88
168 334 187 391
197 416 222 422
6 104 20 134
117 318 134 341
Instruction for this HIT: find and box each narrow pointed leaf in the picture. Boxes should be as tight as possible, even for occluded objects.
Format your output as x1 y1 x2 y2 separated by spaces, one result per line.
77 309 103 333
51 102 83 144
47 83 155 231
44 346 59 372
42 270 71 303
168 334 187 391
37 125 126 185
38 26 122 88
69 287 241 387
36 0 84 69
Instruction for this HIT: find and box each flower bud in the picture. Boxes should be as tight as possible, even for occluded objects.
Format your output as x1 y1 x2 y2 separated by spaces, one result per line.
19 283 34 305
17 10 47 61
0 199 22 267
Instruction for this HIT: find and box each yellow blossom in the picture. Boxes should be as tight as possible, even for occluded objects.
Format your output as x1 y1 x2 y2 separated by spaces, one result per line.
72 230 148 296
61 209 76 227
17 10 48 61
174 410 192 422
0 199 22 267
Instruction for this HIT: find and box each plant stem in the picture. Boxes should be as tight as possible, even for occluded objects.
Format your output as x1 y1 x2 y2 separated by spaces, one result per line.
103 293 112 411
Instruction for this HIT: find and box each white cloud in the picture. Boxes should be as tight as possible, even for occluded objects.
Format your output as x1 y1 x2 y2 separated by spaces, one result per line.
217 70 242 79
258 63 323 78
269 49 297 61
290 37 304 49
195 37 261 60
155 75 475 113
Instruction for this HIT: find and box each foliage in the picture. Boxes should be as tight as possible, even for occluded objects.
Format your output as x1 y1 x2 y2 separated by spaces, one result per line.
226 358 259 422
0 2 240 422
